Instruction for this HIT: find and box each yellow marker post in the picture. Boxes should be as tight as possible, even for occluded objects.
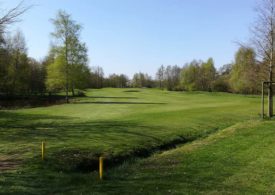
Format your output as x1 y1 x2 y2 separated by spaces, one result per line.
99 156 104 180
41 142 45 160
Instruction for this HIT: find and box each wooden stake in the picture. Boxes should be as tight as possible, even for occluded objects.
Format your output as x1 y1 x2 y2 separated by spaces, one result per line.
41 142 45 160
99 156 104 180
262 82 265 119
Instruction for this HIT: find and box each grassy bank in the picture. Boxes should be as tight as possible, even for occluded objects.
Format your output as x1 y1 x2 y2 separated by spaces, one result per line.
0 88 264 194
91 120 275 194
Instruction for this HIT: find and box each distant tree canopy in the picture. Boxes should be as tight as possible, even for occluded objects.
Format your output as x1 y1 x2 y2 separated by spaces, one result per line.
229 47 260 94
89 66 104 89
0 30 46 96
180 61 201 91
211 64 232 92
0 2 45 97
132 72 154 88
152 50 266 94
0 1 272 101
155 65 181 91
179 58 216 92
104 74 129 88
156 65 165 90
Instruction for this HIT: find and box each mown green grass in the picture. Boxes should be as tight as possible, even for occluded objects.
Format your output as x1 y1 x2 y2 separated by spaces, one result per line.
0 88 266 194
91 120 275 194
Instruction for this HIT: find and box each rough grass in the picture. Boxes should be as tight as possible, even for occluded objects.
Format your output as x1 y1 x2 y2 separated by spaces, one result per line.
0 88 267 194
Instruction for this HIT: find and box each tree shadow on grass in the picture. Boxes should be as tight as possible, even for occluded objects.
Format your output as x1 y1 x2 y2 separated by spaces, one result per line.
124 90 141 93
85 96 139 99
0 110 173 174
73 101 166 105
0 110 204 194
0 111 69 123
0 111 72 142
0 110 165 145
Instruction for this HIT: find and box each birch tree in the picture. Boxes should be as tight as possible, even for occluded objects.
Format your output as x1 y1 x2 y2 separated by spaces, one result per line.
50 10 89 101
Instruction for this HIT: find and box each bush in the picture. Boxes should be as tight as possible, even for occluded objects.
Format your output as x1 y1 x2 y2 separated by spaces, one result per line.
211 77 230 92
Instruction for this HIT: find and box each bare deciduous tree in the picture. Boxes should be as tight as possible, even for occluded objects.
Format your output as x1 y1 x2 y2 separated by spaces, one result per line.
251 0 275 117
0 1 30 35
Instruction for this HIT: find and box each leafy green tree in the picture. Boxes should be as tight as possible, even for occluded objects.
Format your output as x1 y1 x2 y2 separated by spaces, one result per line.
199 58 216 91
68 42 90 95
105 74 129 88
132 72 153 88
180 60 201 91
212 64 232 92
46 51 66 93
180 59 217 92
0 41 10 93
230 47 259 94
5 31 30 95
28 58 46 95
49 10 90 99
165 65 181 91
90 66 104 89
156 65 165 90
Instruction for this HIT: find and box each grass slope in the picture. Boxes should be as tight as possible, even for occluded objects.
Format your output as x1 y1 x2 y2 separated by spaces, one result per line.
92 120 275 194
0 88 265 194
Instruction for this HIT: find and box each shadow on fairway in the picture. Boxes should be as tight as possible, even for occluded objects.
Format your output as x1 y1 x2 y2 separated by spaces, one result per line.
0 110 176 177
124 90 141 93
73 101 166 105
0 110 165 146
86 96 139 99
0 109 216 194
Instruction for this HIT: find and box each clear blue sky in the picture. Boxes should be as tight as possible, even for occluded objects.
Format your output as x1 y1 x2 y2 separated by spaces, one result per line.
1 0 257 78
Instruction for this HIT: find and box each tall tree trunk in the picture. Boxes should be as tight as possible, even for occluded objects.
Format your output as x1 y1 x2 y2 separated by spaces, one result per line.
65 77 69 103
268 84 273 117
268 59 273 117
65 38 69 103
71 83 75 97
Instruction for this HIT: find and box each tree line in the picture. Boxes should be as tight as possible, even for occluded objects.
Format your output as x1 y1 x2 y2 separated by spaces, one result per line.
91 46 264 95
153 47 265 94
0 0 274 103
0 7 129 98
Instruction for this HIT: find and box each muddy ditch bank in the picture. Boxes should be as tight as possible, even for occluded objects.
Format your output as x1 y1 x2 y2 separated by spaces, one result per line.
42 136 195 173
